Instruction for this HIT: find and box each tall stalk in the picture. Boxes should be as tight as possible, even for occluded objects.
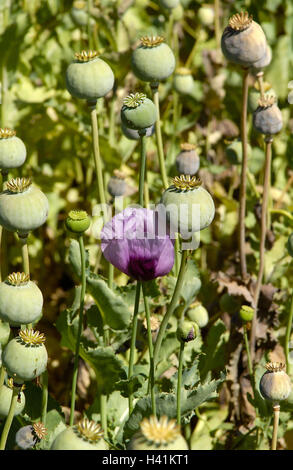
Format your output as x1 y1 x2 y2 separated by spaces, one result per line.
128 281 141 415
271 403 280 450
150 83 168 190
142 283 156 417
88 101 106 207
177 341 185 425
0 384 19 450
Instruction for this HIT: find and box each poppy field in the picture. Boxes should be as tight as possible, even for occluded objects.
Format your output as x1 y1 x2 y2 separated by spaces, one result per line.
1 0 293 452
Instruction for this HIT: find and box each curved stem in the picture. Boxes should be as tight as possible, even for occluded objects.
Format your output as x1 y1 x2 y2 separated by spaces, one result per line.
128 281 141 415
0 385 19 450
153 249 188 368
239 68 249 280
177 341 184 425
271 404 280 450
285 291 293 375
151 83 168 190
69 235 86 426
250 137 272 359
142 283 156 417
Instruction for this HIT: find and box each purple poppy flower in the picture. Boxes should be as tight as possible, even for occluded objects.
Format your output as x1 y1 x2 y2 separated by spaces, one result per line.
100 207 175 281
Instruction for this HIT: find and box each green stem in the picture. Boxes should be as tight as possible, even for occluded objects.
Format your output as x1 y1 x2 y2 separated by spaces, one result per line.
20 236 30 276
128 281 141 415
285 291 293 375
100 393 108 438
0 366 5 389
139 131 147 207
177 341 184 425
151 83 168 190
243 324 254 389
0 385 19 450
41 370 48 426
214 0 221 50
271 404 280 450
69 235 86 426
89 101 106 207
153 249 188 368
142 283 156 417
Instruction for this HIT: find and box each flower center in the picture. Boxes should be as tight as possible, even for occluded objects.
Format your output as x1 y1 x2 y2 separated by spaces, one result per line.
68 210 89 221
75 418 104 442
140 416 180 445
74 50 99 62
18 329 46 345
180 142 196 151
140 35 165 47
265 362 286 373
6 177 32 193
0 128 16 139
6 272 30 286
33 422 47 440
123 92 146 108
172 175 202 190
228 11 253 31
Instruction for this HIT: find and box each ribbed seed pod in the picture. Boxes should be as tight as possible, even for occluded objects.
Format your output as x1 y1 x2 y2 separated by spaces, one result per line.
51 418 109 450
0 128 26 171
0 272 43 326
253 96 283 135
0 384 25 419
221 12 267 67
66 50 114 101
132 36 175 83
121 93 157 130
107 170 127 197
176 143 200 175
260 362 291 402
65 210 91 234
121 122 155 140
128 416 189 450
187 302 209 328
173 68 194 95
0 178 49 236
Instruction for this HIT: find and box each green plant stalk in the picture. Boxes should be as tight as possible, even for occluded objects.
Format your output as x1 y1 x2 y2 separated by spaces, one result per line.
20 236 30 277
100 393 108 438
151 83 169 190
0 366 5 389
271 404 280 450
128 281 141 415
285 290 293 375
87 0 93 49
177 341 184 425
214 0 221 49
256 71 265 100
41 370 48 426
69 235 86 426
138 130 147 206
0 385 19 450
89 102 106 207
142 283 156 417
153 249 188 368
250 137 272 359
243 324 254 389
239 68 249 280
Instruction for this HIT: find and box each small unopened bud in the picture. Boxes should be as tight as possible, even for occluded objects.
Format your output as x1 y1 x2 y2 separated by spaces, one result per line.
177 320 199 343
239 305 254 322
65 210 90 234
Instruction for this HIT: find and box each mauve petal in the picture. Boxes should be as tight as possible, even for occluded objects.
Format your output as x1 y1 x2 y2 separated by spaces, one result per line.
154 238 175 278
102 237 131 276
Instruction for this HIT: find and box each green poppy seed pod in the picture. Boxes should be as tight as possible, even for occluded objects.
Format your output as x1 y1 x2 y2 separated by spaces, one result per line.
128 416 189 450
187 302 209 328
66 50 114 101
65 210 91 234
159 0 180 9
2 329 48 383
239 305 254 322
198 6 215 26
107 170 127 197
71 1 94 27
177 319 199 342
0 319 10 347
121 93 157 130
173 68 194 95
176 143 200 175
51 418 109 450
225 140 252 165
121 122 155 141
253 96 283 135
260 362 291 402
160 175 215 236
172 3 184 21
221 12 267 67
0 272 43 327
0 128 26 171
0 178 49 236
131 36 175 83
287 233 293 257
0 384 25 419
250 45 272 74
248 83 277 113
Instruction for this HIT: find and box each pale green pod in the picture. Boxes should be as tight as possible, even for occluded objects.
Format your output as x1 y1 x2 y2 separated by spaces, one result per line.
132 36 175 83
66 51 114 101
253 96 283 135
128 416 189 450
0 273 43 326
221 12 267 67
187 303 209 328
0 384 25 419
121 93 157 130
160 175 215 236
176 143 200 175
71 1 94 27
260 363 291 402
51 419 109 450
198 6 215 26
0 178 49 236
2 330 48 383
0 319 10 347
159 0 180 9
173 68 194 95
0 129 26 171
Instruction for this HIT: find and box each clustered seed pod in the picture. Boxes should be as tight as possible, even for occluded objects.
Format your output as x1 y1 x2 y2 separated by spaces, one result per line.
66 50 114 101
0 128 26 171
107 170 127 197
65 209 91 234
225 140 252 165
121 122 155 141
128 415 189 450
173 68 194 95
260 362 291 403
2 329 48 383
187 302 209 328
0 384 25 419
159 0 180 9
176 143 200 175
0 177 49 236
160 175 215 236
253 96 283 135
131 36 175 83
239 305 254 322
221 12 267 68
0 272 43 327
51 418 109 450
121 92 157 131
248 82 277 114
177 320 199 343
